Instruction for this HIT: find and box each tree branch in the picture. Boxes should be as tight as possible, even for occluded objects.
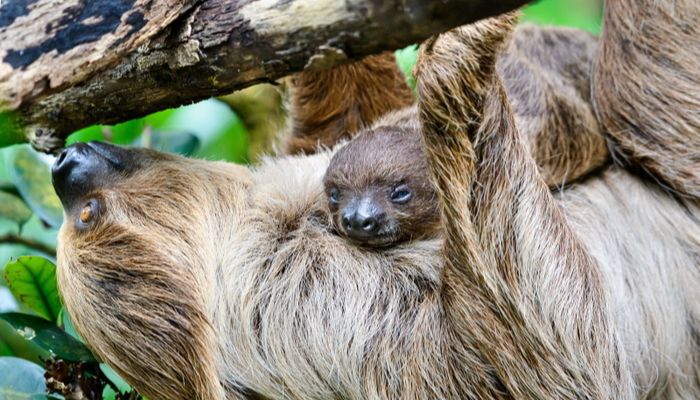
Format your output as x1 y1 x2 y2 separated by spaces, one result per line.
0 0 529 152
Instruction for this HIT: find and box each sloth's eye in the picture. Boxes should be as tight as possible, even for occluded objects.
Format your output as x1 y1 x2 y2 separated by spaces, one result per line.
76 199 100 230
329 188 341 205
390 184 412 204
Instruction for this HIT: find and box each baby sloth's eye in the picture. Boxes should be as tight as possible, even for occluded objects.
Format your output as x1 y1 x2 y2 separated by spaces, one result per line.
329 188 341 205
390 184 412 204
76 199 100 230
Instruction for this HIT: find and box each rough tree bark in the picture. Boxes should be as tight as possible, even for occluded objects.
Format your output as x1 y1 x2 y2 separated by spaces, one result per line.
0 0 529 152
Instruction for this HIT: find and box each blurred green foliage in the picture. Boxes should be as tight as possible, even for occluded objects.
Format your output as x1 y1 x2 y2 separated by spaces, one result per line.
67 99 250 163
522 0 603 33
0 112 25 148
0 0 602 397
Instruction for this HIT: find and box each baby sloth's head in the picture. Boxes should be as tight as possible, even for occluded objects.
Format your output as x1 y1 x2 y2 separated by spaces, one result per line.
323 127 441 247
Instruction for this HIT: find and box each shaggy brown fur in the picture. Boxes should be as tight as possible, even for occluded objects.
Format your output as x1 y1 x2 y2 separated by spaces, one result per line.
593 0 700 198
284 53 415 155
321 25 605 245
54 2 700 399
323 127 440 247
287 24 608 188
502 24 609 187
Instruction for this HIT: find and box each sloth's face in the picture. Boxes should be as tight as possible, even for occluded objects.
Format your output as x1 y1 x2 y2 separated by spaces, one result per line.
324 179 440 247
323 128 442 247
52 142 251 275
51 141 251 400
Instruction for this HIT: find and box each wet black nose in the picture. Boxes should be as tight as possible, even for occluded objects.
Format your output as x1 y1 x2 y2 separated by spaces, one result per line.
52 142 128 210
341 205 384 240
342 212 378 234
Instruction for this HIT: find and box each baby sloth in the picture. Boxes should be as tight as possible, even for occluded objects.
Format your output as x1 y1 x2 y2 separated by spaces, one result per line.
323 127 440 247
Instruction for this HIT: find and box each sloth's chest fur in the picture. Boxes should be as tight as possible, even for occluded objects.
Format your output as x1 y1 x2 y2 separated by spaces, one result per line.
217 154 700 398
214 152 448 397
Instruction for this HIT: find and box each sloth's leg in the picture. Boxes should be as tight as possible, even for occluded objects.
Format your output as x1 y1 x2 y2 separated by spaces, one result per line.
593 0 700 198
284 53 414 155
415 14 630 399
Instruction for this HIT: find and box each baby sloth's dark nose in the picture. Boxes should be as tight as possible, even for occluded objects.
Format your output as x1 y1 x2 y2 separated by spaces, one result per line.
341 200 384 240
52 142 129 210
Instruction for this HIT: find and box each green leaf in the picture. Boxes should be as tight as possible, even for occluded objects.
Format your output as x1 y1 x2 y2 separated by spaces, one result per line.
3 256 61 321
0 191 32 225
0 324 13 356
103 386 118 400
0 312 96 363
0 318 49 362
6 145 63 227
101 363 133 393
0 356 46 397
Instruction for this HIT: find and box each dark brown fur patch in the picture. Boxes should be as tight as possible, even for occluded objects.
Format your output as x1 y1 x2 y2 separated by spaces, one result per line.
284 52 414 155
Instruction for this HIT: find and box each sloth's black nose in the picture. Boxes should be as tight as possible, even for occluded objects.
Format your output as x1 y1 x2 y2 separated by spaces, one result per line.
341 199 385 240
52 141 129 211
342 212 379 236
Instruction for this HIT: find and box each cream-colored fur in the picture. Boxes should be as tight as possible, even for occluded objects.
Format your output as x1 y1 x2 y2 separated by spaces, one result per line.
55 2 700 399
209 152 700 398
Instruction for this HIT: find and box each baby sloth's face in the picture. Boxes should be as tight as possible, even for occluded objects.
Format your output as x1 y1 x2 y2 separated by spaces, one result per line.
323 127 441 247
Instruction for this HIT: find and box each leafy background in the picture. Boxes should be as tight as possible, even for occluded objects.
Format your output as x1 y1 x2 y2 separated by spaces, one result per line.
0 0 602 398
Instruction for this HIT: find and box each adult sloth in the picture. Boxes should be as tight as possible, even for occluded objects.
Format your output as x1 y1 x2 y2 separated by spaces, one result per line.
51 1 699 399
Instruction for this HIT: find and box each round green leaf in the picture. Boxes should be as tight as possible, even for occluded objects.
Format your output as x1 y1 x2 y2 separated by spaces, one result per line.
6 146 63 228
0 312 96 363
0 356 46 396
0 191 32 225
3 257 61 322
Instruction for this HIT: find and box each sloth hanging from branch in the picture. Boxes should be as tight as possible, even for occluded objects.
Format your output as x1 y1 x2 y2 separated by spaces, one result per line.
50 0 699 398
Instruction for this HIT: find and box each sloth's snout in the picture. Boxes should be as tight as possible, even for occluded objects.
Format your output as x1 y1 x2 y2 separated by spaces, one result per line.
52 141 129 210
